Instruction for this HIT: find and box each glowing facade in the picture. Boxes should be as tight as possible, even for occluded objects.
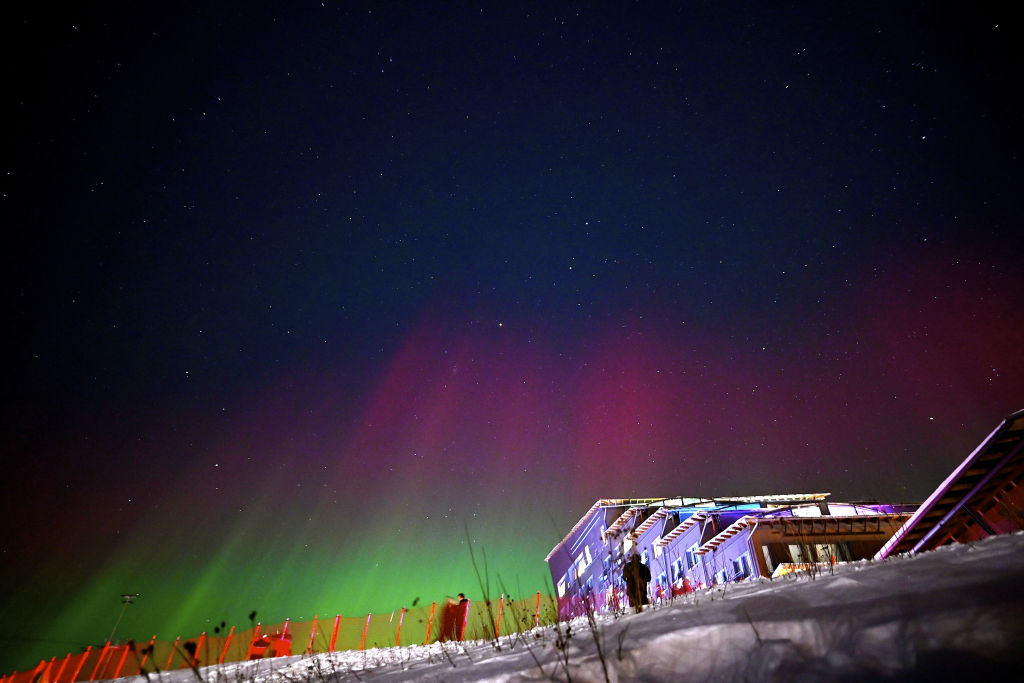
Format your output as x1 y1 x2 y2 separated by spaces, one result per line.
546 494 913 618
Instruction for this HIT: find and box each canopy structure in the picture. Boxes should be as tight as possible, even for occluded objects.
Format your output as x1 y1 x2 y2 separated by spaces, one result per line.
876 408 1024 559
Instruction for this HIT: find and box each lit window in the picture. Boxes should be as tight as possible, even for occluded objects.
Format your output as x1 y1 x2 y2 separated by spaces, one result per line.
731 553 752 580
788 543 810 563
672 558 684 581
814 543 838 563
685 544 700 569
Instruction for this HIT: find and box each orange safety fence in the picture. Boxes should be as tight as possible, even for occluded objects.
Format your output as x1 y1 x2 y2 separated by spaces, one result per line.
2 593 559 683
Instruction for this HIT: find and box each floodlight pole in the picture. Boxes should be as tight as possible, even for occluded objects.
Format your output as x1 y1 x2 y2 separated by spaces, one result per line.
108 593 140 643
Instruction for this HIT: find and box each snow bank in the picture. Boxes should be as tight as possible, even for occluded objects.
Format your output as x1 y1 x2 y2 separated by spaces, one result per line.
119 532 1024 681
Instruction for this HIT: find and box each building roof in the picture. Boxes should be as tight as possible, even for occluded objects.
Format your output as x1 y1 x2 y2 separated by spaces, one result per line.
695 515 758 555
696 512 911 556
605 506 642 536
546 493 833 562
544 498 671 562
655 512 708 548
875 407 1024 559
630 508 669 539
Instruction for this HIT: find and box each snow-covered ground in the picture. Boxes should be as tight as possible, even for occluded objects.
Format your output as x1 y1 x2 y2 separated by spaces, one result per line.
121 533 1024 681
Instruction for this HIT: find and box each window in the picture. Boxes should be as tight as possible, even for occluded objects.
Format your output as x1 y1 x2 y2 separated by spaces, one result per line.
575 548 592 578
731 553 753 580
557 578 566 597
788 542 847 564
672 558 684 581
815 543 851 563
788 543 811 563
685 543 700 570
834 542 853 562
640 550 649 566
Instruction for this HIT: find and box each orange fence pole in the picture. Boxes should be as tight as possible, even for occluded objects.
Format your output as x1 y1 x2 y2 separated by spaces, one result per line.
114 645 131 678
218 626 235 664
89 641 111 680
535 591 541 627
360 614 371 650
40 656 55 683
306 616 318 654
272 620 292 657
138 635 157 674
425 602 436 645
329 615 340 652
247 622 262 660
394 608 406 647
55 653 71 683
71 646 92 682
495 594 505 637
193 632 206 667
164 637 179 670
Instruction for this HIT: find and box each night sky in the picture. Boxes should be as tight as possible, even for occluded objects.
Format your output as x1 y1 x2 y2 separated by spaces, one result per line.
3 1 1022 673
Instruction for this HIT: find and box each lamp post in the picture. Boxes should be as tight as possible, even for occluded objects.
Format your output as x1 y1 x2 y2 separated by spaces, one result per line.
108 593 140 643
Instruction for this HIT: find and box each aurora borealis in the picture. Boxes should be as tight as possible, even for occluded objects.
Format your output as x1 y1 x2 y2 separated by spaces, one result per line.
3 1 1023 674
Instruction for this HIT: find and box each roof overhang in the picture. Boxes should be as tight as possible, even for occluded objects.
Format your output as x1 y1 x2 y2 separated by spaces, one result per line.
655 512 707 547
545 498 672 562
630 508 669 539
696 513 911 556
547 493 835 561
875 408 1024 559
696 515 758 555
